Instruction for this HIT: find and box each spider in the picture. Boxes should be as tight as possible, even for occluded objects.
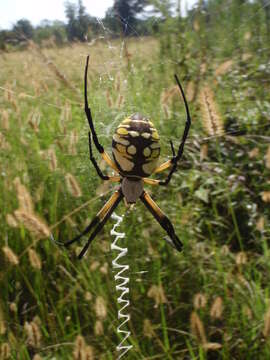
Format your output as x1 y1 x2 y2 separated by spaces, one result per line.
64 56 191 259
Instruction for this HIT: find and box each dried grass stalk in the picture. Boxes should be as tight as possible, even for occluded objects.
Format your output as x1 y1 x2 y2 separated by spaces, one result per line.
0 342 11 359
28 248 42 270
14 178 34 213
2 246 19 266
263 305 270 338
65 173 82 197
190 311 207 344
199 86 224 136
210 296 223 319
0 305 6 335
14 209 50 239
193 293 207 309
261 191 270 203
147 284 167 308
24 320 42 347
215 60 233 76
94 320 104 336
6 214 18 228
95 296 107 319
265 145 270 169
1 110 10 130
143 319 156 338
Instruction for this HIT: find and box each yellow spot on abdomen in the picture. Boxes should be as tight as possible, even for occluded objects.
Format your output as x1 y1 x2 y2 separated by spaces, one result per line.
130 131 139 137
117 127 129 135
116 144 127 154
143 147 151 157
152 131 159 140
122 118 131 124
127 145 137 155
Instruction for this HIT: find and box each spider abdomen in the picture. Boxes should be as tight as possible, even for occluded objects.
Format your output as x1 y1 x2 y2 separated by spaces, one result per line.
112 113 160 177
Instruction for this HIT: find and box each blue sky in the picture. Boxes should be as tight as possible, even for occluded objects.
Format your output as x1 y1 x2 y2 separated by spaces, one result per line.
0 0 197 30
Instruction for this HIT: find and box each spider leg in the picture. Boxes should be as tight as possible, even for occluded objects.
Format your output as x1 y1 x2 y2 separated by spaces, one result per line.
88 132 109 180
64 190 123 258
88 132 121 182
140 191 182 251
78 190 123 259
84 55 119 174
152 75 191 185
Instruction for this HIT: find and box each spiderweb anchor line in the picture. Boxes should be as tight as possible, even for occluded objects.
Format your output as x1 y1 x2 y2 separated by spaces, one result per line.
110 212 133 360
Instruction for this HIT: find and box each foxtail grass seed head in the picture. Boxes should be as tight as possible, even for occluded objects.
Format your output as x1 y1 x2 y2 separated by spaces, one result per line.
265 145 270 169
85 291 92 301
199 86 224 136
186 81 195 102
90 260 100 271
95 296 107 319
261 191 270 203
28 248 42 270
0 343 11 359
210 297 223 319
65 173 82 198
1 109 10 130
100 263 108 275
147 284 167 308
68 129 78 155
256 216 265 232
263 305 270 338
9 302 17 313
248 147 259 159
203 342 222 351
47 147 58 171
94 320 104 336
0 305 6 335
235 251 247 266
14 209 50 239
24 320 42 348
190 311 207 344
143 319 155 338
215 60 233 77
200 144 208 161
73 335 86 360
33 355 43 360
14 177 34 213
2 246 19 266
6 214 18 228
193 293 207 309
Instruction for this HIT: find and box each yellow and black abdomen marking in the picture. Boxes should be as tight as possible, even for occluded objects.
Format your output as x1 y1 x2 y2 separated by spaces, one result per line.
112 113 161 177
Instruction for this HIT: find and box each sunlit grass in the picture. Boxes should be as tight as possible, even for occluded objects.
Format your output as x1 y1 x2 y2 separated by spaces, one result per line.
0 35 270 359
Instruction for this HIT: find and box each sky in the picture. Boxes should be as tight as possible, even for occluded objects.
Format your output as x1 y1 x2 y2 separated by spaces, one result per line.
0 0 197 30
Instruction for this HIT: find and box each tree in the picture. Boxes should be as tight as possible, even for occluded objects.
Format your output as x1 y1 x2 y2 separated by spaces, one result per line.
112 0 148 35
13 19 34 40
65 0 92 42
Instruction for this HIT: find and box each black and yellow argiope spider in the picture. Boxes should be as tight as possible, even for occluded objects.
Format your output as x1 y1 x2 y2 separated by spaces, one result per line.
64 56 191 259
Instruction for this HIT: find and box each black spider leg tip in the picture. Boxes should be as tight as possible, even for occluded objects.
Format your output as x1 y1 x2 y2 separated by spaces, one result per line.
64 216 99 248
140 191 183 252
50 233 65 247
84 55 104 154
160 75 191 186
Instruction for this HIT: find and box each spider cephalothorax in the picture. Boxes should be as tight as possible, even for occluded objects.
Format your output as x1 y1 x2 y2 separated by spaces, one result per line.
64 56 191 259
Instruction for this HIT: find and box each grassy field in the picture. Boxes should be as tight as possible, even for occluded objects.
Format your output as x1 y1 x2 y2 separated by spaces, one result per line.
0 34 270 359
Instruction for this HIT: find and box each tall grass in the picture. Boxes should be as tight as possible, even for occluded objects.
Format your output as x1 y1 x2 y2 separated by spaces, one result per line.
0 34 269 359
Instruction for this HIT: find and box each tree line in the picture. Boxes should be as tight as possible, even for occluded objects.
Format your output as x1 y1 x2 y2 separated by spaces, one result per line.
1 0 270 56
0 0 154 50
